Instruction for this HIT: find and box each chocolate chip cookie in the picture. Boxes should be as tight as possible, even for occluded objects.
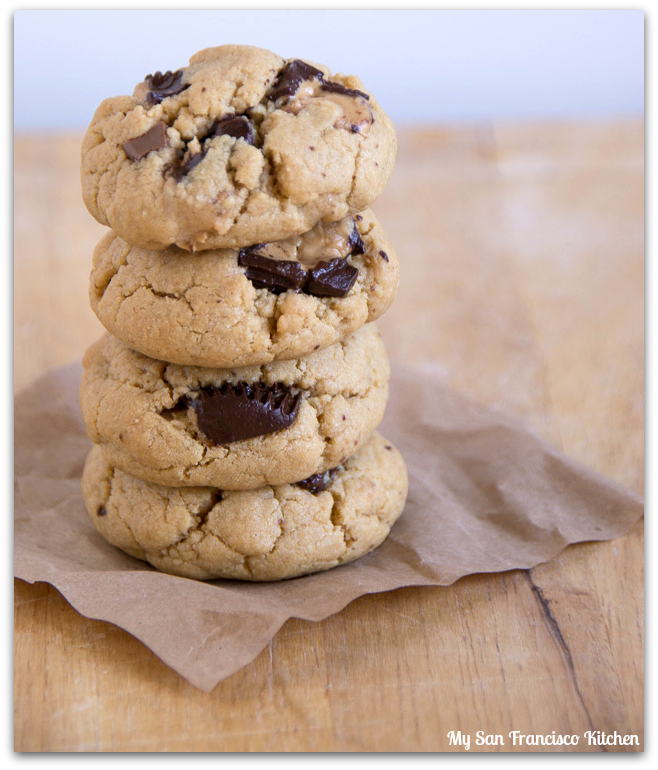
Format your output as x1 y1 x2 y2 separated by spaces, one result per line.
89 209 398 368
82 432 407 581
81 45 397 252
80 324 390 489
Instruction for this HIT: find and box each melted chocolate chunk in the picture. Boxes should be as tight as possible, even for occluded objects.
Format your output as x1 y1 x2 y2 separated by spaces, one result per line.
305 259 359 298
320 81 370 101
296 466 341 494
210 114 254 144
145 70 188 104
268 59 324 102
238 250 306 293
123 122 168 161
268 60 370 107
187 382 301 445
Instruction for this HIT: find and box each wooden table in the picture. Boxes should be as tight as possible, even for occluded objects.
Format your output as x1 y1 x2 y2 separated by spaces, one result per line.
14 120 644 752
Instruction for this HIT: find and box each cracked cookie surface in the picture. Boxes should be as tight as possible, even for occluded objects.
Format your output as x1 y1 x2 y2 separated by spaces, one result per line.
80 44 397 251
80 324 389 489
82 432 407 581
90 209 399 367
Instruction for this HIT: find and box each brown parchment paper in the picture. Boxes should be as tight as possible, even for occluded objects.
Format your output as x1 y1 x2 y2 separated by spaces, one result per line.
14 361 643 692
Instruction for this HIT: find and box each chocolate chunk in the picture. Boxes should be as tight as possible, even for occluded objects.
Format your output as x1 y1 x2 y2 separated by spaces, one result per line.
320 81 370 101
123 122 168 161
210 115 254 144
379 250 389 262
238 250 306 293
172 150 204 180
239 221 364 298
187 382 301 445
348 221 366 255
145 70 188 104
166 148 205 181
167 113 254 181
97 506 107 517
268 59 324 102
305 259 359 298
296 466 341 494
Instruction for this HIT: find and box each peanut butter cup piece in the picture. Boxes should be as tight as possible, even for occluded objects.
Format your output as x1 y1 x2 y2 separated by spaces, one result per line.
144 69 188 104
187 382 302 445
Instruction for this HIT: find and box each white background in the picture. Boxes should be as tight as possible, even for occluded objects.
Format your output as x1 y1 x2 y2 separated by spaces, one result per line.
13 7 644 130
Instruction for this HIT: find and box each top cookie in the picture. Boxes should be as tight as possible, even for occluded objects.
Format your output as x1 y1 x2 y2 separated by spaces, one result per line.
80 45 397 251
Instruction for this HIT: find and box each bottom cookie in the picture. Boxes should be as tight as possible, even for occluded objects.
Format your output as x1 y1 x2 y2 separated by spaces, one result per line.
82 433 408 581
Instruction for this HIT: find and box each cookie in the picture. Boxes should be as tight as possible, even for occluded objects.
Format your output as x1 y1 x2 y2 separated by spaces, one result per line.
80 324 389 489
82 432 407 581
89 209 399 368
80 45 397 252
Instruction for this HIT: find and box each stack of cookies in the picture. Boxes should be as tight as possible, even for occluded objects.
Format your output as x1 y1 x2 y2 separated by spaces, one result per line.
78 45 407 581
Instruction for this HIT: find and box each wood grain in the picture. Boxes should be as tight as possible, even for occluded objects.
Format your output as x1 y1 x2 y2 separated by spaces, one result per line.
14 121 643 752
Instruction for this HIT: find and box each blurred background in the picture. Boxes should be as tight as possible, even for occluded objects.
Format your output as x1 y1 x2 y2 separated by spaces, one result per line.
14 8 644 130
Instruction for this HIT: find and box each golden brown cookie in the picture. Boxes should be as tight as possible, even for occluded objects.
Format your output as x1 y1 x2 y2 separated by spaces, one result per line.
82 432 407 581
80 45 397 251
79 324 389 489
89 210 399 367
